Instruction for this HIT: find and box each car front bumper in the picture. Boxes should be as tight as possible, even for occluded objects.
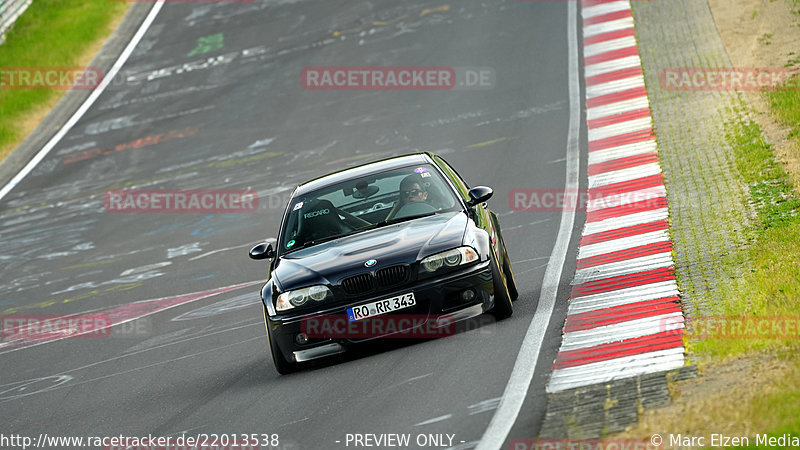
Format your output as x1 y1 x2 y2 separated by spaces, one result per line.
265 260 496 363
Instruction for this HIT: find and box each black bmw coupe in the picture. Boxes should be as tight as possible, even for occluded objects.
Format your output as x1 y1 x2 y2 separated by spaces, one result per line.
249 153 518 373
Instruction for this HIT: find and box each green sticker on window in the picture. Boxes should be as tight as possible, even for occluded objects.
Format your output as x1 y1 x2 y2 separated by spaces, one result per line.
286 240 295 249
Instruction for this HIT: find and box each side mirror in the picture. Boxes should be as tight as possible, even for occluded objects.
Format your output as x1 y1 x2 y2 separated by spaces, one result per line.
466 186 493 207
249 240 276 260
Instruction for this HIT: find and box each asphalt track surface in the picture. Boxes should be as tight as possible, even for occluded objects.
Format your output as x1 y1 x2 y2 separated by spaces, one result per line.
0 1 587 449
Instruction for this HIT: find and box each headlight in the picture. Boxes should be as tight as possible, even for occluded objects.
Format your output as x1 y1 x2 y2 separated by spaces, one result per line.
308 285 329 301
422 257 444 272
276 285 332 311
289 291 308 306
444 252 462 266
419 247 479 275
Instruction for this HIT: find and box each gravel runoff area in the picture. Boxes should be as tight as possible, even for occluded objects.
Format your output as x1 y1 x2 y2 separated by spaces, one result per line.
539 0 754 437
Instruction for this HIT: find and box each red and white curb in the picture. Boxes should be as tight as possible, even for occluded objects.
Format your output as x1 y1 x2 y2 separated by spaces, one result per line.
546 0 685 393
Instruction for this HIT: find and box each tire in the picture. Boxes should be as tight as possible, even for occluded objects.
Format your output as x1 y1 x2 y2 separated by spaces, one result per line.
268 332 298 375
501 240 519 302
490 256 514 320
263 305 298 375
491 212 518 301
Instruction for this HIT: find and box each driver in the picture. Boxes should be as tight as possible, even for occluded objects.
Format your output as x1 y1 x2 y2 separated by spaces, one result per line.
386 173 432 220
398 174 429 205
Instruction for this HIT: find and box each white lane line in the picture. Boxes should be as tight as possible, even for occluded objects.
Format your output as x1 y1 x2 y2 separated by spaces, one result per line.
581 1 631 19
547 348 685 392
0 1 166 202
560 313 684 352
588 140 657 164
476 2 580 448
584 36 638 58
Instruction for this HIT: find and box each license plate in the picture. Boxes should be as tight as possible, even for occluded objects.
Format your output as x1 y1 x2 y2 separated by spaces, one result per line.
347 293 416 322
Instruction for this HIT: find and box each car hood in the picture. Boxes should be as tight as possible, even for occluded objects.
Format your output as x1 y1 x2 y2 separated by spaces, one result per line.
273 211 468 289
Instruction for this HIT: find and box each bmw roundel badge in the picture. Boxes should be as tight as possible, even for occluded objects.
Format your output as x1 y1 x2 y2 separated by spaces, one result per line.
365 259 377 267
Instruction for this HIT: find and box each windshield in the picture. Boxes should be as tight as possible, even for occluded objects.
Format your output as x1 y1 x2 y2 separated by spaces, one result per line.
279 164 459 254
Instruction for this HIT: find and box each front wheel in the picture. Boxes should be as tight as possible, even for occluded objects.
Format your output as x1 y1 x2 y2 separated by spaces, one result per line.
264 305 298 375
502 243 519 302
490 257 514 320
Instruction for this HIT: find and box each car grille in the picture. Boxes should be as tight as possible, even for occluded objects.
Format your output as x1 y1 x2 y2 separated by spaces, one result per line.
341 265 409 295
376 265 408 287
341 273 374 295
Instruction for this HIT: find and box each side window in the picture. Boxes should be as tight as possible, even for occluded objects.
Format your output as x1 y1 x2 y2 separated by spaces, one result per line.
433 155 470 200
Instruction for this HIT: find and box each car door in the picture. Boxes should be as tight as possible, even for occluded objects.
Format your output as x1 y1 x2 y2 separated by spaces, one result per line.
430 154 501 260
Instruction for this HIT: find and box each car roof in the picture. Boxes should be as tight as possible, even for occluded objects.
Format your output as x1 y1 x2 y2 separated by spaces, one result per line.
294 153 434 195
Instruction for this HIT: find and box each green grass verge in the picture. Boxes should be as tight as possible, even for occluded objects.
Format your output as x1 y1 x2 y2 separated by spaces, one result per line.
686 81 800 444
769 83 800 140
690 4 800 439
0 0 130 160
684 105 800 359
744 362 800 448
